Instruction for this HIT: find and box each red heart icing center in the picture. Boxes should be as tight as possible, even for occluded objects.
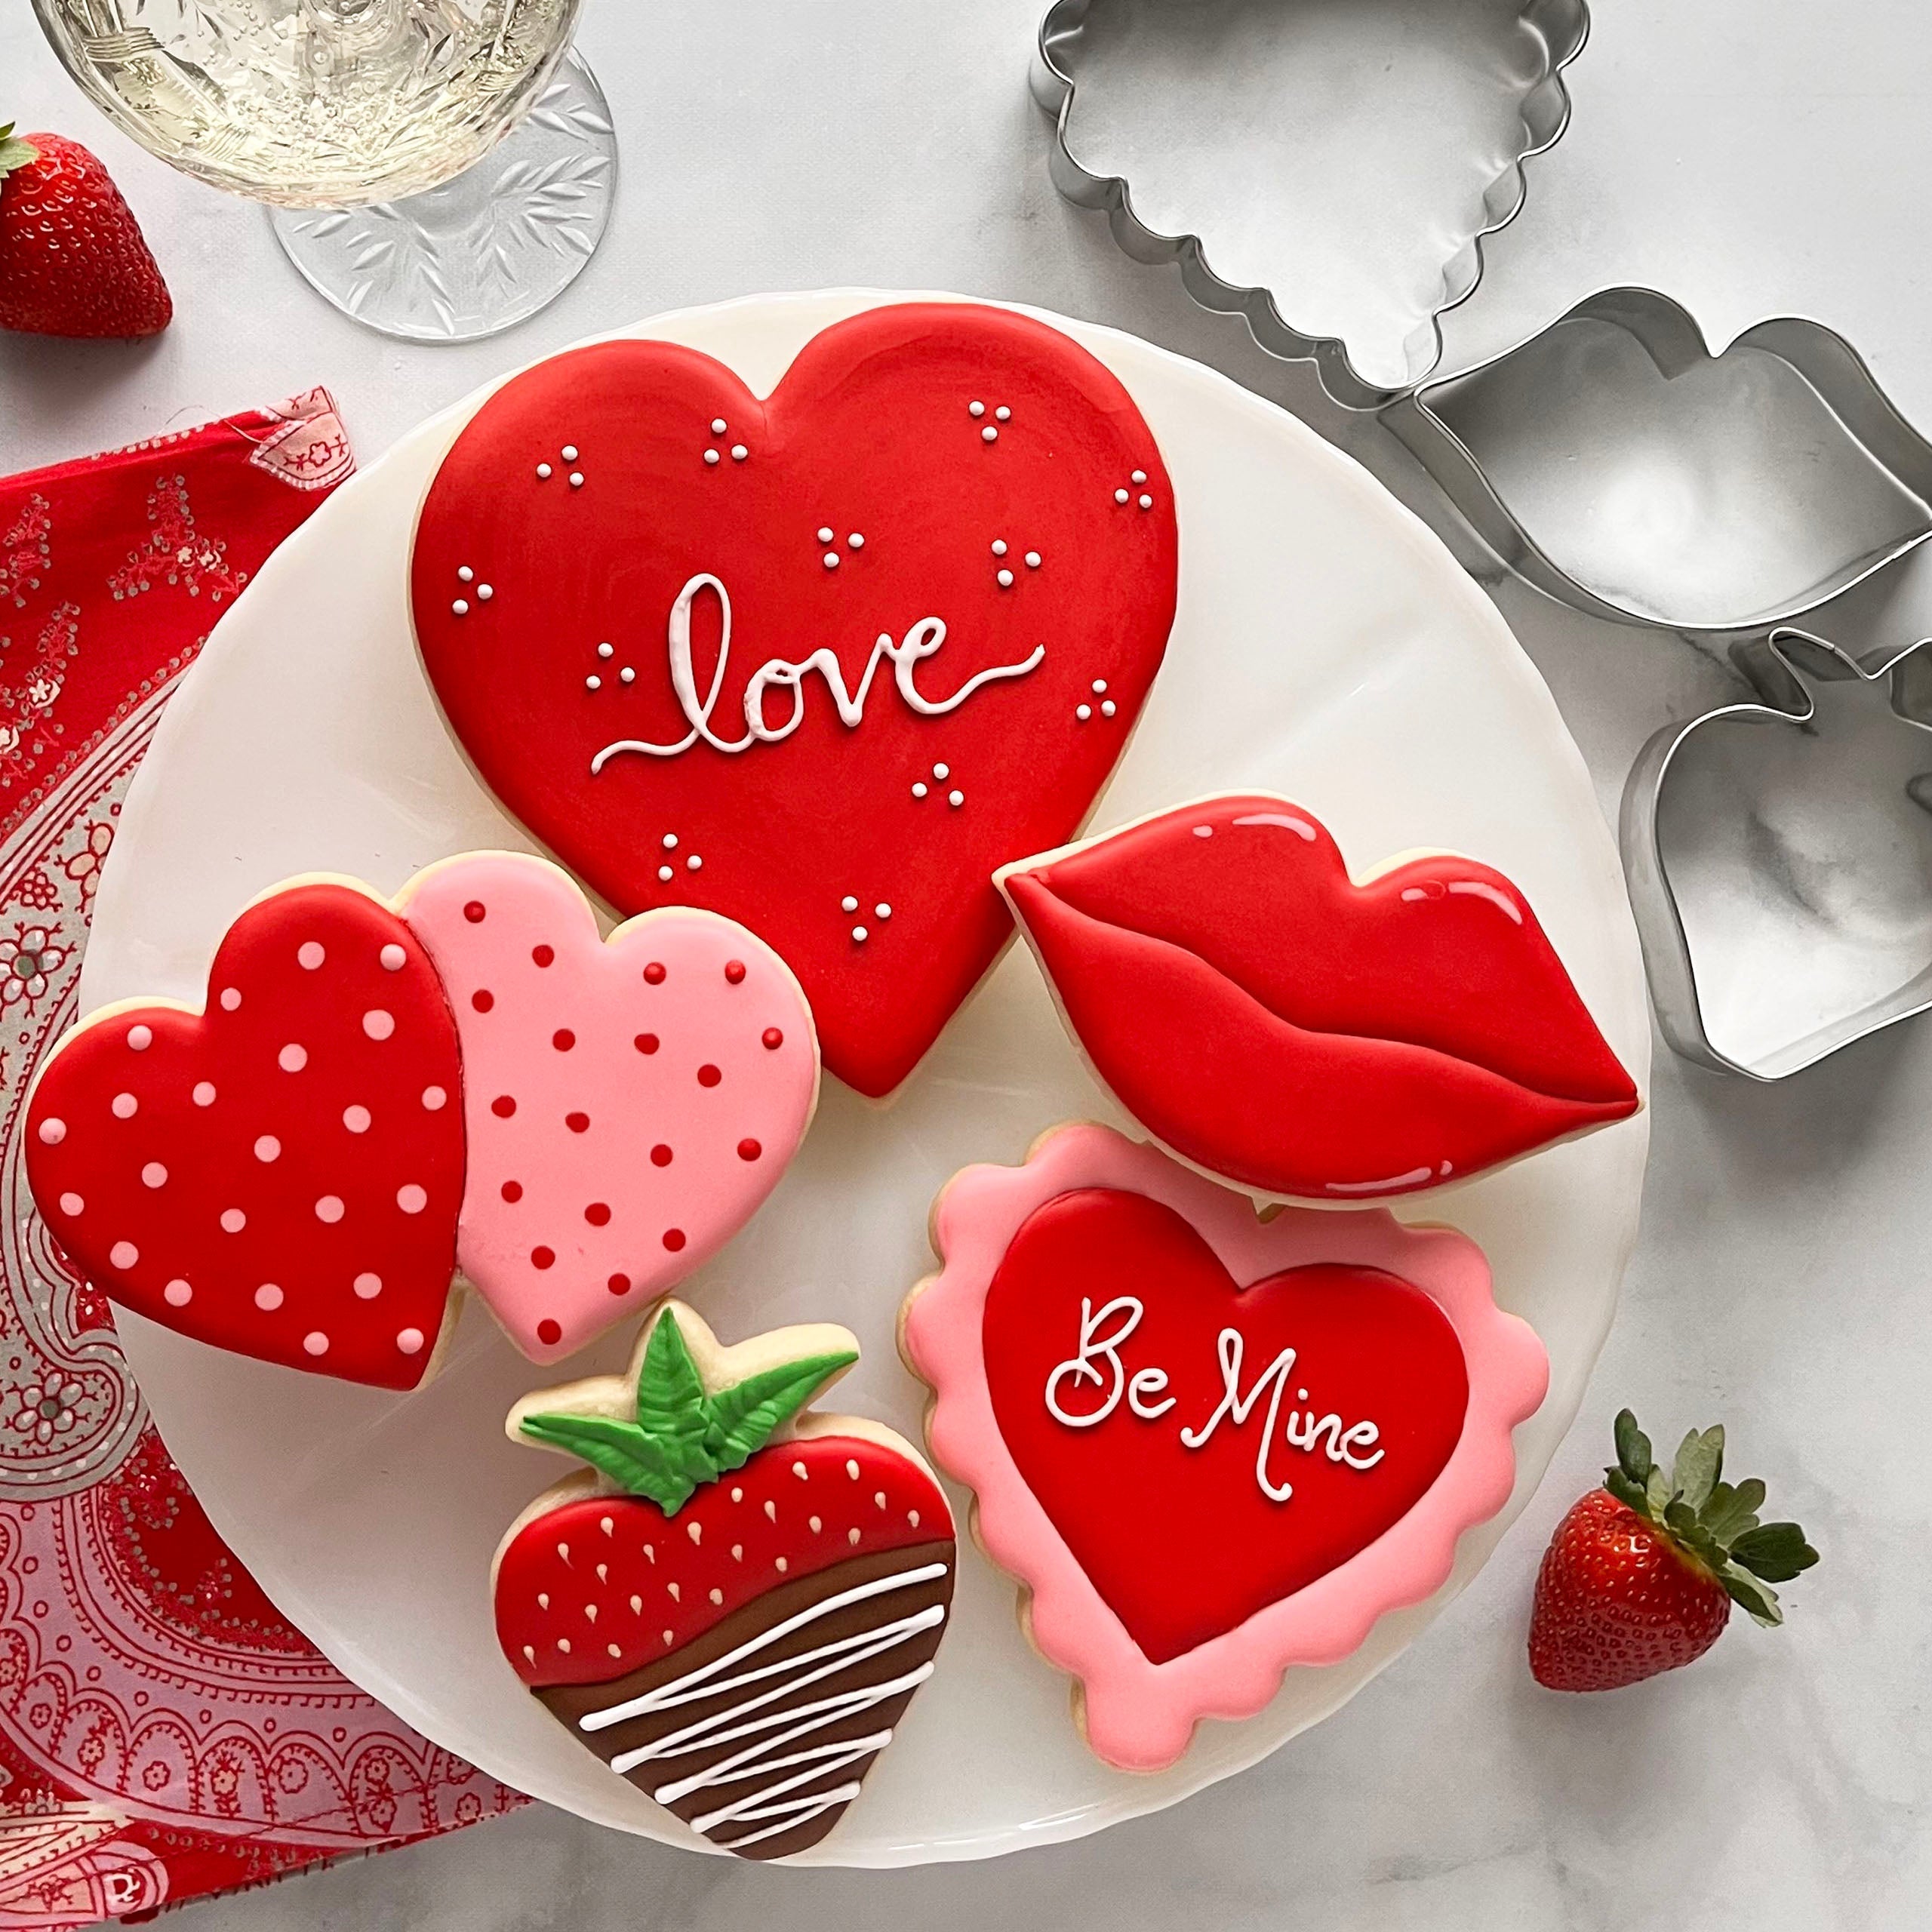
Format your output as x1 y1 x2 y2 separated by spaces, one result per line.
25 884 463 1389
411 303 1177 1097
983 1187 1469 1663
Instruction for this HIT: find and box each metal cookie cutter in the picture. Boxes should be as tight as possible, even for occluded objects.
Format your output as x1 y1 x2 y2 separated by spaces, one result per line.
1031 0 1589 410
1620 627 1932 1080
1384 289 1932 634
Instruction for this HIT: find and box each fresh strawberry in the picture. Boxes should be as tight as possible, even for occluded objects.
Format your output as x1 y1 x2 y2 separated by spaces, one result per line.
1529 1409 1817 1692
0 125 172 339
493 1303 956 1859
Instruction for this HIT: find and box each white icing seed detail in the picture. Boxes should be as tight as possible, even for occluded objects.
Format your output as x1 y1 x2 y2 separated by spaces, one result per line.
557 1638 572 1654
254 1135 281 1163
664 1629 674 1645
537 463 552 479
569 472 585 488
1140 494 1154 509
809 1515 822 1533
380 943 406 971
127 1023 152 1050
775 1556 788 1572
764 1500 777 1521
192 1081 216 1107
397 1183 428 1214
343 1105 371 1134
663 832 678 850
1076 704 1092 722
111 1093 137 1119
711 419 727 435
221 1208 246 1234
732 1545 743 1561
397 1327 425 1354
933 763 949 780
630 1594 643 1613
644 1546 655 1564
354 1272 382 1299
457 567 474 583
982 426 998 443
1102 700 1117 718
875 1491 887 1508
731 1487 742 1503
841 895 859 912
601 1517 614 1536
1026 551 1041 568
875 903 891 919
704 450 720 466
608 1644 622 1659
586 675 602 691
1115 488 1130 505
1092 679 1108 694
817 526 834 543
911 782 928 799
731 445 747 462
596 1562 608 1582
849 1527 861 1546
303 1332 329 1357
848 532 864 549
452 599 469 617
278 1043 306 1073
688 1521 702 1546
709 1587 724 1605
823 552 839 569
909 1510 921 1528
561 445 579 462
996 406 1011 422
792 1461 808 1481
949 789 964 808
668 1582 681 1601
991 540 1007 556
997 569 1014 588
968 401 985 417
58 1192 83 1217
852 926 868 943
362 1009 395 1041
686 854 701 871
658 865 674 883
220 987 241 1011
478 584 493 601
109 1241 138 1269
37 1118 65 1146
165 1279 191 1307
557 1543 571 1563
846 1460 860 1479
598 641 614 660
315 1195 345 1223
584 1603 598 1623
254 1282 281 1310
620 666 636 684
1132 469 1147 485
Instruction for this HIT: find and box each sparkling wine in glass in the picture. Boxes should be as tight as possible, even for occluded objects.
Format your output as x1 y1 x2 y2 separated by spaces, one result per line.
31 0 617 341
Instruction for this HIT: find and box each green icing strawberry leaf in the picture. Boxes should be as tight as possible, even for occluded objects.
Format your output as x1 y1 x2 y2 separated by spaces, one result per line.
703 1350 857 1472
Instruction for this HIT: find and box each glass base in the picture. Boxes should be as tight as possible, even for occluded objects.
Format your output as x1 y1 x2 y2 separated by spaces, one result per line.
269 51 616 344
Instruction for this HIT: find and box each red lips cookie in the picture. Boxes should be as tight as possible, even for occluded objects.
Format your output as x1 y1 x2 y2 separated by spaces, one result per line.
410 302 1178 1099
24 881 465 1389
997 795 1640 1201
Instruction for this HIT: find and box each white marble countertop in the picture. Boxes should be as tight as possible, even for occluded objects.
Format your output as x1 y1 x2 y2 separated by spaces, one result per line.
2 2 1925 1927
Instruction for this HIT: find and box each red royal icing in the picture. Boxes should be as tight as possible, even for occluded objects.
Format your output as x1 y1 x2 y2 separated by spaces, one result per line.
494 1434 951 1687
411 303 1178 1098
998 795 1639 1199
983 1188 1469 1665
23 884 464 1389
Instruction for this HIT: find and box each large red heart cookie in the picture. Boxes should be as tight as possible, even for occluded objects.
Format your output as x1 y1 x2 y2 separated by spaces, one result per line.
25 883 465 1389
411 302 1178 1099
998 795 1640 1200
899 1124 1549 1770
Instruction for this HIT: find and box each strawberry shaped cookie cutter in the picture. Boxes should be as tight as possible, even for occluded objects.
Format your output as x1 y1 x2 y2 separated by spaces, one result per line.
494 1301 956 1859
1032 0 1589 409
1620 629 1932 1079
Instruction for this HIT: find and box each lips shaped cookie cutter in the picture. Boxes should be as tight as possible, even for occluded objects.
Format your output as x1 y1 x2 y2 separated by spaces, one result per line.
1620 628 1932 1080
1032 0 1589 411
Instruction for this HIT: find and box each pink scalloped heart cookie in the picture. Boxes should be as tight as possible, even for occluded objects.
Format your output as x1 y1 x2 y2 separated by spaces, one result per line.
400 853 820 1364
24 881 465 1389
409 301 1178 1100
898 1124 1549 1770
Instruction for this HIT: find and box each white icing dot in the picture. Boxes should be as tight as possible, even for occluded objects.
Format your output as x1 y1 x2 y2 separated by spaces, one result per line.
982 426 998 443
380 943 406 972
711 418 727 435
36 1118 65 1146
933 763 949 780
451 598 469 617
109 1241 138 1270
57 1192 83 1217
620 666 635 684
219 987 241 1012
1131 469 1147 485
1092 679 1108 694
968 401 985 417
657 865 673 883
254 1283 281 1310
397 1183 428 1214
315 1195 345 1224
597 641 614 660
537 463 552 479
164 1279 192 1307
995 406 1011 422
1102 700 1117 718
422 1085 447 1111
586 675 601 691
1026 551 1041 568
111 1093 137 1120
303 1331 329 1357
703 450 720 466
221 1209 246 1234
911 783 928 799
991 540 1007 557
841 895 859 913
685 854 701 872
852 926 868 943
354 1272 383 1300
997 569 1014 587
848 532 864 549
1139 494 1154 510
397 1327 425 1355
343 1105 371 1134
949 789 964 808
731 445 747 463
875 903 892 919
362 1010 395 1041
278 1043 307 1073
817 526 834 543
662 832 678 850
297 941 325 971
823 552 839 570
569 472 584 488
254 1135 281 1163
127 1023 152 1051
457 566 473 583
1115 488 1130 505
192 1081 216 1107
1076 704 1092 721
561 445 578 462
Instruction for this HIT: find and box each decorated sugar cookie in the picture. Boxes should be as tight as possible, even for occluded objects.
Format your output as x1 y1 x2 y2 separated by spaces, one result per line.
996 796 1640 1202
898 1124 1547 1771
399 852 820 1364
494 1302 955 1858
410 301 1179 1099
24 880 465 1389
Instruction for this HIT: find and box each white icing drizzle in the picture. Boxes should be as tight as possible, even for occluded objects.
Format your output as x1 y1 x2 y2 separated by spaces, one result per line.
583 1561 949 1850
589 574 1044 773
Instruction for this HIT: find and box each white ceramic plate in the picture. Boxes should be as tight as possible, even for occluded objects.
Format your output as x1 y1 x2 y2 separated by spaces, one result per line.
87 291 1651 1866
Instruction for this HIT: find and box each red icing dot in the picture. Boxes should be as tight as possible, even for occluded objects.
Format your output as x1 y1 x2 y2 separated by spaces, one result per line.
463 900 486 923
635 1033 659 1055
532 1247 555 1270
663 1229 686 1252
697 1064 721 1088
650 1143 673 1167
532 944 555 968
585 1202 611 1226
643 962 666 985
608 1273 631 1296
737 1138 762 1161
552 1029 576 1051
724 960 746 985
491 1094 517 1118
761 1027 784 1051
472 989 495 1013
537 1318 561 1345
566 1111 589 1134
501 1180 523 1203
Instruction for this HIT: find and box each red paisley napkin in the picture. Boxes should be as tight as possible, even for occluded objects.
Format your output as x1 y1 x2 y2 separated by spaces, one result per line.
0 395 523 1932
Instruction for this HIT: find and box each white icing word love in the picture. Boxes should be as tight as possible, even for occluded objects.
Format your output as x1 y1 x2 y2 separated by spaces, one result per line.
590 572 1045 773
1044 1295 1386 1504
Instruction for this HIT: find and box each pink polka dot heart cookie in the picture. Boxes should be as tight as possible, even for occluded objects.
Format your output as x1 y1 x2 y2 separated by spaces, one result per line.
398 852 820 1365
24 881 465 1390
